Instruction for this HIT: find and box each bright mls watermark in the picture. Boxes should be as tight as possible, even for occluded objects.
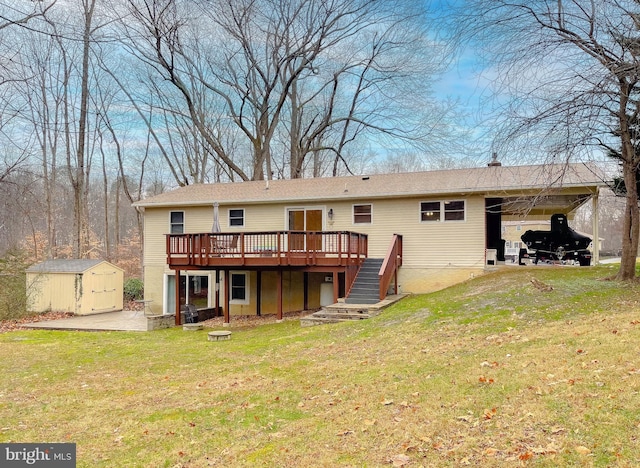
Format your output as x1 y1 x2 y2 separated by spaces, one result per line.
0 444 75 467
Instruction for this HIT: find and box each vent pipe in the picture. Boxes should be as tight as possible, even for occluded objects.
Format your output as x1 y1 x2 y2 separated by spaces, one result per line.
488 152 502 167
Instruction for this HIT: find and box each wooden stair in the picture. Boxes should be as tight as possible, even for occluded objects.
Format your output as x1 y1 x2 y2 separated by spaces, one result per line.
344 258 384 304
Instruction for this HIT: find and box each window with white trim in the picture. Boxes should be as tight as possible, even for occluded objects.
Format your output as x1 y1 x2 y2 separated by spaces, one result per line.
230 272 249 304
229 209 245 227
170 211 184 233
420 201 440 222
420 200 466 222
444 200 465 221
353 204 372 224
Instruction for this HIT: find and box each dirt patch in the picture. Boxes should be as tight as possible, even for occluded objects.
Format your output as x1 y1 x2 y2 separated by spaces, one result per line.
199 310 308 329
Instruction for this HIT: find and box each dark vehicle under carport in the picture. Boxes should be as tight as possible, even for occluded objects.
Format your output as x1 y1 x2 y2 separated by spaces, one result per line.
520 214 592 266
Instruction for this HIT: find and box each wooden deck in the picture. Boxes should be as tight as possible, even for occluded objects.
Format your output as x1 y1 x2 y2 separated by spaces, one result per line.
166 231 368 269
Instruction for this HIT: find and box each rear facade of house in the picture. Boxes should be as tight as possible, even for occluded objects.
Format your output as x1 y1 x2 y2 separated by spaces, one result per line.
134 163 605 321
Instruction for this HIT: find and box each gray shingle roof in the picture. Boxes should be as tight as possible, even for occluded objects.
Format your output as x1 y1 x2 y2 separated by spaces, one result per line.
26 259 106 273
133 163 607 208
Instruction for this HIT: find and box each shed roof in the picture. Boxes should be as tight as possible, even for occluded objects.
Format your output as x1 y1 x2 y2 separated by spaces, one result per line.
26 259 121 274
134 163 606 214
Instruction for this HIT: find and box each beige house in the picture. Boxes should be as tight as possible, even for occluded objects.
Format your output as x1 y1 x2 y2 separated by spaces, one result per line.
133 162 606 324
26 259 124 315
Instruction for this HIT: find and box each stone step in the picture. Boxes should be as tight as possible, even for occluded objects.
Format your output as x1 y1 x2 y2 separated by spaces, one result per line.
301 294 407 326
309 311 371 320
301 316 350 327
344 297 379 304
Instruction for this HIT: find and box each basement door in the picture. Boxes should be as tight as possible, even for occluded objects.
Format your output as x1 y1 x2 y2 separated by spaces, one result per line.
288 208 323 251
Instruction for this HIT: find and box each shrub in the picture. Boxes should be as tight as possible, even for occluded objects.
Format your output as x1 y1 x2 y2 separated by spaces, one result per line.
124 278 144 301
0 250 29 321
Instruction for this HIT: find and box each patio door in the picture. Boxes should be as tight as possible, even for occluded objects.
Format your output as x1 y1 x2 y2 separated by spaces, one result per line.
288 208 323 251
166 274 186 315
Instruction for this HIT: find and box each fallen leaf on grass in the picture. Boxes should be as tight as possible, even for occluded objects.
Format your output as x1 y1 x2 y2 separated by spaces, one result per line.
575 445 591 455
389 454 411 466
483 408 497 420
519 451 533 461
480 361 500 368
484 447 498 456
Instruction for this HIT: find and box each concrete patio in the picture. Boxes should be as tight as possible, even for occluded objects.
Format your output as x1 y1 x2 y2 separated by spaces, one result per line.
22 310 153 332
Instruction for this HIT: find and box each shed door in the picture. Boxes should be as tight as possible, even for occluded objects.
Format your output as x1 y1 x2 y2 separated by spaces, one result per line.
92 271 119 311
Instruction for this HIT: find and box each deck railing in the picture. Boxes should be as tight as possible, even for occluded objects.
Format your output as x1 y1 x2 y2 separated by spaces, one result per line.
166 231 368 268
378 234 403 300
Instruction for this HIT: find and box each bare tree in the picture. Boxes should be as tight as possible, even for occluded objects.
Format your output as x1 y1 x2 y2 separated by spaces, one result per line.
122 0 453 181
448 0 640 280
0 1 56 185
0 1 55 32
120 0 250 182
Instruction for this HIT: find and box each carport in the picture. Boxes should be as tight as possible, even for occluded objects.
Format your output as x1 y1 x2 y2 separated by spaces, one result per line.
483 162 606 264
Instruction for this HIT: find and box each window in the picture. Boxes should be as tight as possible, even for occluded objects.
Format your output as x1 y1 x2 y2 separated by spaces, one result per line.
353 204 372 224
516 225 522 231
420 201 441 222
229 209 245 227
420 200 465 222
230 272 249 304
170 211 184 233
444 201 465 221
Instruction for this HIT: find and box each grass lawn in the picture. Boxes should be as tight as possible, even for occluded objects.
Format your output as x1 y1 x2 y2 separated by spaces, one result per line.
1 265 640 467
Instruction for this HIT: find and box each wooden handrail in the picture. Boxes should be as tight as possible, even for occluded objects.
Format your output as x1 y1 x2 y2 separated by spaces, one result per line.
378 234 403 300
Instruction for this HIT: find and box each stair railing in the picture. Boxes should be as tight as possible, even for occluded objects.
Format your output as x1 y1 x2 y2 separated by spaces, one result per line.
378 234 403 300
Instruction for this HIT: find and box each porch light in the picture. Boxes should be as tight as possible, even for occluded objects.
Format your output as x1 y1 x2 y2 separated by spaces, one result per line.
328 209 334 220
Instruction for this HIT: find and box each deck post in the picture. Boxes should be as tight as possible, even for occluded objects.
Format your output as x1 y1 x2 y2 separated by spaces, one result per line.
256 270 262 316
215 270 220 316
333 270 339 303
175 269 181 326
223 269 230 324
303 272 309 310
277 269 283 321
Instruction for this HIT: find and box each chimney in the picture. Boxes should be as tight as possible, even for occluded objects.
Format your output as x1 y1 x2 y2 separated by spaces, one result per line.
488 152 501 167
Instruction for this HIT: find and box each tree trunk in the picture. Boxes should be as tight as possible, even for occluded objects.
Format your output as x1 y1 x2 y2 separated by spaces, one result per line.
616 79 639 280
73 0 95 258
617 159 639 280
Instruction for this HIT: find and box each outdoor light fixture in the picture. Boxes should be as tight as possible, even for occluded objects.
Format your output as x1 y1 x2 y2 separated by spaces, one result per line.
328 209 334 220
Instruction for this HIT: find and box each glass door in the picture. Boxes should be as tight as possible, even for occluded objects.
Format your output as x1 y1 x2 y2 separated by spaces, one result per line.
287 208 323 251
